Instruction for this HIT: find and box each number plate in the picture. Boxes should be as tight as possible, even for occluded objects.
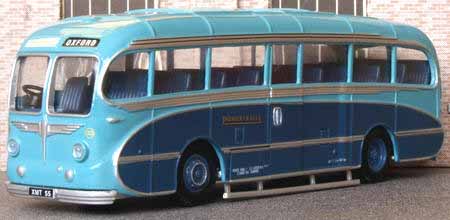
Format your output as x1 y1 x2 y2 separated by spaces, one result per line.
28 187 54 198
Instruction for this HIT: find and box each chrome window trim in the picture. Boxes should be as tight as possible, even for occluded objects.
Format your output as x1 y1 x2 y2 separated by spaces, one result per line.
45 54 100 118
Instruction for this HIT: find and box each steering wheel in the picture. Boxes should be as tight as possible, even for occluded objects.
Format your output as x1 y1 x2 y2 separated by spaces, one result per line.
22 84 43 97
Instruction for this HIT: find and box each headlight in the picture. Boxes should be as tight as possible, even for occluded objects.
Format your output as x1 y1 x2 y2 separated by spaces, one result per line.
7 139 20 157
72 143 88 162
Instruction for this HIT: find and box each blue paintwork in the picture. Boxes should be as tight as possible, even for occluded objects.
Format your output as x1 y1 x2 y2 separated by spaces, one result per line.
7 9 442 198
117 102 442 193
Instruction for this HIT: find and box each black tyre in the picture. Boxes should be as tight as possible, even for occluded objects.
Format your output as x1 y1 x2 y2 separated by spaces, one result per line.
361 130 390 183
177 151 217 206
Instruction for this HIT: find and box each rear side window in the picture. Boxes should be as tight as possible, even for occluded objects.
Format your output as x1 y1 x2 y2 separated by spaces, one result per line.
396 48 431 85
272 44 298 84
302 44 348 83
353 46 391 83
211 45 265 89
154 48 206 95
103 52 149 100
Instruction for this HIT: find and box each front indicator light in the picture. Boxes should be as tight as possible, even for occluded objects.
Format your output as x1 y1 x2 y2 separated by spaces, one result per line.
72 143 88 162
7 139 20 157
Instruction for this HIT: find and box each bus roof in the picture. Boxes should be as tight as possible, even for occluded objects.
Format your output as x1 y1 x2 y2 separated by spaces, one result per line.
19 8 435 57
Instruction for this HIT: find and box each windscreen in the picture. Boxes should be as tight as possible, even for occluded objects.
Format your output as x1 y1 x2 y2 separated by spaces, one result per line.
11 56 49 112
49 57 97 114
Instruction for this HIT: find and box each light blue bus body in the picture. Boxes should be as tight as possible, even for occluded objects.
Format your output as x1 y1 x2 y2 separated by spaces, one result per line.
6 9 443 204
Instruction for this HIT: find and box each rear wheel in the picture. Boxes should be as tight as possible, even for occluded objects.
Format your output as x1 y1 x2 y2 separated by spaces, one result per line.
361 131 390 183
177 151 217 206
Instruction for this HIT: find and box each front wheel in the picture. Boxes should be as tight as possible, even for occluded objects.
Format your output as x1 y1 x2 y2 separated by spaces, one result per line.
177 152 217 206
361 134 389 183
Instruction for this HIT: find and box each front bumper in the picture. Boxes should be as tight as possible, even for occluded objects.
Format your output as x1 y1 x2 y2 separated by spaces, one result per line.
6 181 118 205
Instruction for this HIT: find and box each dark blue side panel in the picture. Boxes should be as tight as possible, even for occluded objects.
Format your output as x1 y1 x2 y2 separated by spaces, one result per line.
213 105 269 180
151 159 178 192
303 142 351 170
154 109 211 153
212 105 268 147
351 141 363 167
269 148 302 174
117 102 443 194
353 103 395 135
271 104 301 142
230 151 270 179
302 103 351 139
118 162 151 192
397 106 440 130
269 104 302 175
398 133 444 159
120 125 152 157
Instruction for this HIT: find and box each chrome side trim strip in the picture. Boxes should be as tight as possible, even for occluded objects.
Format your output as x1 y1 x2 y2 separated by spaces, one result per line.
129 33 425 50
11 121 40 133
118 152 180 165
227 165 361 184
11 121 83 136
399 155 436 163
395 127 443 137
112 85 422 111
222 135 365 154
6 181 118 205
223 179 360 199
47 124 83 135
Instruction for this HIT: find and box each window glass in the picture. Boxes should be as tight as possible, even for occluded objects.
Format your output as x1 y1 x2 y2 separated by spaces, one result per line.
396 48 431 85
104 53 149 99
111 0 127 13
353 46 391 83
272 45 298 84
64 0 71 18
281 0 298 8
130 0 146 10
339 0 355 15
319 0 336 13
49 57 97 114
92 0 108 15
302 44 348 83
12 56 48 112
154 48 206 94
272 0 280 8
73 0 89 16
356 0 364 16
147 0 154 8
300 0 317 11
211 46 265 88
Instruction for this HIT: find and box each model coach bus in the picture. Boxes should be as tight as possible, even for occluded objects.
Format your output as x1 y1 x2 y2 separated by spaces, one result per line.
6 9 443 205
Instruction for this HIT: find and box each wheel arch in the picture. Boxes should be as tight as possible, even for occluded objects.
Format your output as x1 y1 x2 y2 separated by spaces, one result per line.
176 138 226 184
361 124 399 162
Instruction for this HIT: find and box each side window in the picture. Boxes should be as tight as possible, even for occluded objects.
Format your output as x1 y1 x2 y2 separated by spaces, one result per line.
103 52 149 100
272 44 297 84
302 44 348 83
396 48 431 85
50 57 98 114
211 45 265 89
353 46 391 83
153 48 206 95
